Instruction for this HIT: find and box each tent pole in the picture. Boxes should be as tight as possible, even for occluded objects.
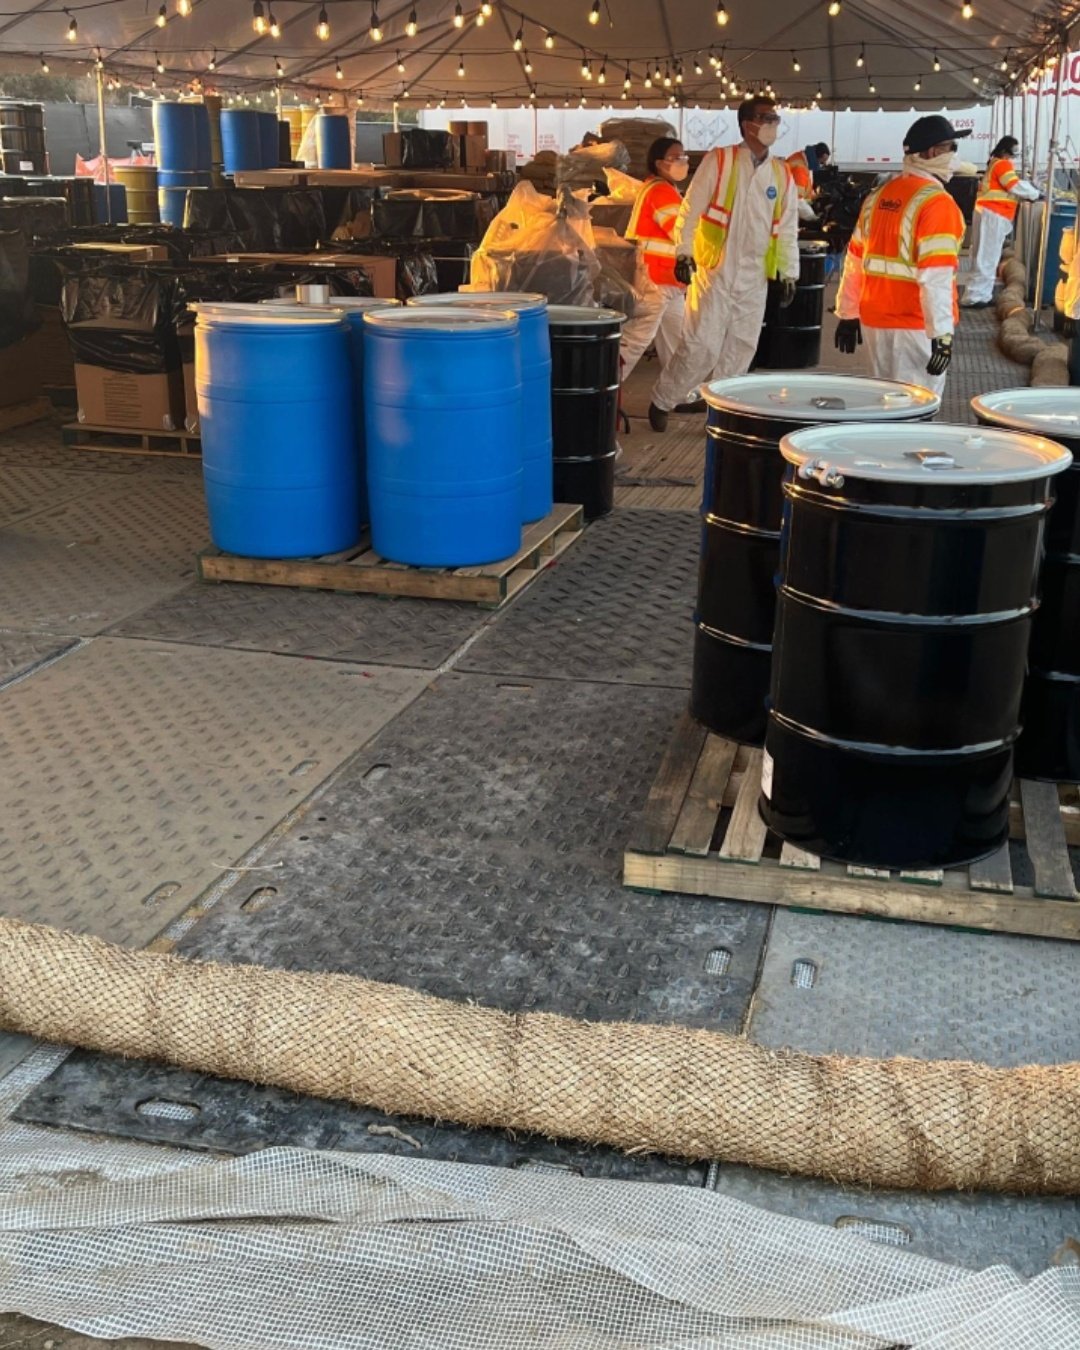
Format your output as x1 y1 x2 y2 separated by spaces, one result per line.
1020 85 1028 177
96 64 110 224
532 103 538 158
1032 44 1066 331
393 100 400 131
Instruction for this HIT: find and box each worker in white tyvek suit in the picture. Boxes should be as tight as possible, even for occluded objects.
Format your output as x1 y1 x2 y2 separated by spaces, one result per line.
962 136 1040 308
648 96 800 432
1060 226 1080 384
834 115 968 398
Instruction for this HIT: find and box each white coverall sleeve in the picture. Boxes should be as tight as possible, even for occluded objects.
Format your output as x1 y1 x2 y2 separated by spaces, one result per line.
1010 178 1041 201
776 173 800 280
835 211 866 321
918 269 956 339
671 152 718 259
797 198 818 222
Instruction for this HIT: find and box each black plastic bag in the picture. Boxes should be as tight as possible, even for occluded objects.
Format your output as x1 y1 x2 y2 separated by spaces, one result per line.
0 228 37 350
399 128 454 169
373 190 481 242
61 266 182 373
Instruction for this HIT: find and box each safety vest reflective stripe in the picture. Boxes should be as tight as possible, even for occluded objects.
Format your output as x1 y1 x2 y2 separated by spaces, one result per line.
979 189 1016 203
916 232 961 260
999 169 1020 189
702 202 732 225
654 203 679 224
641 238 677 256
694 146 788 276
864 256 919 281
897 184 940 266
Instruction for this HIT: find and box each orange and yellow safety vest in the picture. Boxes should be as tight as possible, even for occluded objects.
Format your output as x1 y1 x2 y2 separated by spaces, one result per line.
696 144 791 275
626 176 683 287
787 150 813 202
847 172 965 329
977 157 1023 222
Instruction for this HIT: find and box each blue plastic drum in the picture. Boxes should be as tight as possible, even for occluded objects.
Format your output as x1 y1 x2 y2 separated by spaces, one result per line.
363 307 522 566
261 295 402 526
157 169 209 226
191 102 211 171
316 114 351 169
193 303 360 558
257 111 279 168
407 291 553 523
92 182 127 223
220 109 263 174
152 101 199 172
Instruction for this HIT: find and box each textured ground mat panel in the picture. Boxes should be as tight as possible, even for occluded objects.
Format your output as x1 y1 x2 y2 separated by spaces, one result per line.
458 509 698 687
708 908 1080 1275
19 675 771 1182
0 477 210 634
0 638 427 944
0 630 74 686
110 581 491 671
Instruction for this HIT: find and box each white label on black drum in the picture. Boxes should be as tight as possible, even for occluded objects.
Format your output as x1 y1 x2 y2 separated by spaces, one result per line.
761 750 774 800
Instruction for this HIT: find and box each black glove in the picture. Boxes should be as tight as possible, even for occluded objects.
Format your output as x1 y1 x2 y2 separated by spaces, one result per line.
674 255 696 286
779 278 798 308
927 335 953 376
834 317 862 354
1063 316 1078 339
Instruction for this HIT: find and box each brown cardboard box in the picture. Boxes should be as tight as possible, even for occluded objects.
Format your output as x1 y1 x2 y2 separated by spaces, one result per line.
0 336 43 408
74 364 186 431
382 132 404 168
462 134 489 170
67 241 171 263
26 306 75 389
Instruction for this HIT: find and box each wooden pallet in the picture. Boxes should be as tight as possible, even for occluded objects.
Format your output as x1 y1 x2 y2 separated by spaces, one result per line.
623 712 1080 942
197 503 585 608
62 422 201 459
0 397 51 434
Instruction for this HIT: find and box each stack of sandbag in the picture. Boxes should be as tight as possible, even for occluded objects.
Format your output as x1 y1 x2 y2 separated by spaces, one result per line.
599 116 677 178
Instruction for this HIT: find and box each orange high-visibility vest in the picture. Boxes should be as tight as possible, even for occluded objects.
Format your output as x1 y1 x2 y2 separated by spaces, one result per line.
847 172 965 329
787 150 813 201
696 144 790 274
977 157 1023 221
626 176 683 286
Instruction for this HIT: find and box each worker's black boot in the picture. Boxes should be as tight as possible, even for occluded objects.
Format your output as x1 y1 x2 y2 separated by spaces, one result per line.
648 402 669 433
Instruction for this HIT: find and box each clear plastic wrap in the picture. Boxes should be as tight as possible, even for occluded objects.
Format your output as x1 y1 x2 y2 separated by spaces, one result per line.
469 185 600 305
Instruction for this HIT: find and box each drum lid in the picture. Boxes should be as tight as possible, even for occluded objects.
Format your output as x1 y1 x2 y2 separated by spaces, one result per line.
408 291 547 314
260 296 402 311
798 240 829 254
704 373 940 421
363 306 518 334
972 387 1080 437
546 305 627 327
190 302 346 325
781 422 1073 485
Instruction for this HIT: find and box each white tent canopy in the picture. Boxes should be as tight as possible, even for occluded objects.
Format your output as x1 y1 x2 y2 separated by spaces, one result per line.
0 0 1078 110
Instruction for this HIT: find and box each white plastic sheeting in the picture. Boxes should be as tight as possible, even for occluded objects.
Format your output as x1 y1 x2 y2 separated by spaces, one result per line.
0 1046 1079 1349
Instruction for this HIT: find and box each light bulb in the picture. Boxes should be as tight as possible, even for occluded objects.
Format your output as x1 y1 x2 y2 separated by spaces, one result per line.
269 11 280 36
856 44 864 67
67 14 77 39
336 60 343 78
581 52 589 76
253 1 266 34
458 58 465 76
933 52 940 71
589 0 600 22
370 9 382 39
816 86 823 98
828 0 840 13
1000 54 1009 71
524 53 533 73
643 74 651 88
663 67 671 87
481 0 492 12
624 68 631 88
156 5 167 26
598 63 606 84
476 10 485 24
544 30 554 47
513 28 523 50
316 6 329 37
39 54 49 71
155 52 164 72
973 73 980 84
716 1 728 26
868 79 876 93
402 87 410 97
357 90 364 105
694 58 703 75
453 3 464 26
792 52 800 72
529 89 536 99
276 59 284 75
406 6 418 34
152 76 157 87
913 76 921 90
675 64 683 83
177 0 191 15
209 50 217 70
620 89 627 99
491 94 497 107
396 52 405 71
961 0 973 16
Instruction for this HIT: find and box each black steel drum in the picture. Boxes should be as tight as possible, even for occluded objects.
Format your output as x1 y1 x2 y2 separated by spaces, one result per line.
973 389 1080 781
693 374 940 744
754 240 827 370
547 304 626 520
0 102 46 176
761 422 1072 869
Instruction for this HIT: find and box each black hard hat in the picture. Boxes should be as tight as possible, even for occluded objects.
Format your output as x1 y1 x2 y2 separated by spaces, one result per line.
904 115 972 154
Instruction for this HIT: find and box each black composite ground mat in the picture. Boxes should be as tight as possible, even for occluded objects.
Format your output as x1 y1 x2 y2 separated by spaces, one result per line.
20 675 770 1182
458 509 698 687
108 580 490 671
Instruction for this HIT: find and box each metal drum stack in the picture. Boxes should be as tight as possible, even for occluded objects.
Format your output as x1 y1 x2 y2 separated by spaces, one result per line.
0 101 46 175
692 374 939 744
972 389 1080 781
760 423 1071 869
754 240 828 371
